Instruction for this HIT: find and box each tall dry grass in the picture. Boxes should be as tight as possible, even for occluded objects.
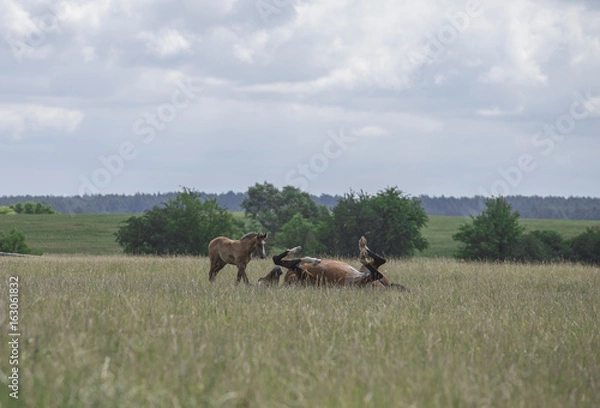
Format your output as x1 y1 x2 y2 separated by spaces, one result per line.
1 256 599 407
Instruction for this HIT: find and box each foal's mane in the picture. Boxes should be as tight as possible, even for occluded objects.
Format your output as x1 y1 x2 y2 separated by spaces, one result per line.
240 232 259 241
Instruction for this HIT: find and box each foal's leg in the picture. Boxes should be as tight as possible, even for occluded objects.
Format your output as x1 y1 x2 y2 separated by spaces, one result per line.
236 263 250 285
236 259 250 285
209 258 226 282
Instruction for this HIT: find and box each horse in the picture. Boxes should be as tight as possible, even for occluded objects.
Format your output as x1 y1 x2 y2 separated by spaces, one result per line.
272 237 408 290
208 232 268 284
257 266 283 287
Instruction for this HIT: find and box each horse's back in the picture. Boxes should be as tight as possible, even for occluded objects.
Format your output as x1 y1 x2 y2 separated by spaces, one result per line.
209 236 233 247
208 236 233 256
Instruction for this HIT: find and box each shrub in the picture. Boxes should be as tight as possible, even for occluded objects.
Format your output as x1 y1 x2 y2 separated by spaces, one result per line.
567 226 600 265
453 197 525 261
514 230 566 263
276 213 327 255
0 206 17 215
0 228 34 254
9 202 57 214
115 188 242 255
326 187 429 257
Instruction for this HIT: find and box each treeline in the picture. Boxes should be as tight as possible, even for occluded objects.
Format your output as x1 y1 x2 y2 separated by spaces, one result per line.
0 192 338 215
1 192 599 220
419 195 600 219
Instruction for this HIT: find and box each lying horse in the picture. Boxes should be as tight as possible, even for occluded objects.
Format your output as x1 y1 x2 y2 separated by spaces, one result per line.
257 266 283 287
270 238 407 289
208 232 268 284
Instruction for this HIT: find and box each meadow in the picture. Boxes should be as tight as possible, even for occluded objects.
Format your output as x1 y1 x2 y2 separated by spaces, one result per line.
1 256 599 407
0 214 597 257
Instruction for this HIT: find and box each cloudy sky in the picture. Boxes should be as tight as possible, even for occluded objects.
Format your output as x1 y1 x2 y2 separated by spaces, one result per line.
1 0 599 198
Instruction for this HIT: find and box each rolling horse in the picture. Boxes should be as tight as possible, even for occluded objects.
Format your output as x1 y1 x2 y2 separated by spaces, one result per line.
208 232 268 284
268 236 408 289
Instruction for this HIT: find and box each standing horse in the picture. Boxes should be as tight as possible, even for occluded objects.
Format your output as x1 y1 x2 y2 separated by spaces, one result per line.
272 237 407 289
208 232 268 284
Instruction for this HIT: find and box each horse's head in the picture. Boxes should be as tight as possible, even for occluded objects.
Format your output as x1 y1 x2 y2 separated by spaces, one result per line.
257 266 282 287
255 232 268 259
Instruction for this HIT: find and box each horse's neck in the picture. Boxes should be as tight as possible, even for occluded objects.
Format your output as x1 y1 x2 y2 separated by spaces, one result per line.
241 239 256 253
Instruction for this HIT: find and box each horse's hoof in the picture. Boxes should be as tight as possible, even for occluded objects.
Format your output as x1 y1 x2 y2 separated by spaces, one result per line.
287 246 303 257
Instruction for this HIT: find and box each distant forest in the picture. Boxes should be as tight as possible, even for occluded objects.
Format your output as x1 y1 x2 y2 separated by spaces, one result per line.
1 192 600 220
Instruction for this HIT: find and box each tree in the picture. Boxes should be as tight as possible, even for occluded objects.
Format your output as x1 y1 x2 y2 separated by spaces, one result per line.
23 202 35 214
241 182 323 235
0 228 34 254
513 230 566 263
453 197 525 261
327 187 429 257
276 213 327 255
10 203 23 214
567 226 600 265
115 188 241 255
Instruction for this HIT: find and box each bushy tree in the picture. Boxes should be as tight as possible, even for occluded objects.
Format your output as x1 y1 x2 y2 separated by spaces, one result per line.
514 230 567 263
327 187 429 257
567 226 600 265
453 197 525 261
11 203 24 214
276 213 327 255
116 188 241 255
241 182 323 235
0 228 34 254
23 202 35 214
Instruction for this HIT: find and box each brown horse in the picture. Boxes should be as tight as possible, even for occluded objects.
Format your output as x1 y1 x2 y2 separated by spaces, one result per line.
257 266 283 287
208 232 268 284
272 237 407 289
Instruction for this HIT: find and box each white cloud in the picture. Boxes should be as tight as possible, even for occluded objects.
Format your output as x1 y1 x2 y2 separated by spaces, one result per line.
138 28 192 59
0 104 83 140
352 126 390 138
476 105 524 117
0 0 38 38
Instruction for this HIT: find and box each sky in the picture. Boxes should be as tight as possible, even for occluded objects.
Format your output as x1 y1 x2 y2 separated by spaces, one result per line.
1 0 599 198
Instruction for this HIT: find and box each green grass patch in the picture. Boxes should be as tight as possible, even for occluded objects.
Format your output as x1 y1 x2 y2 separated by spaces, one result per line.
0 214 131 255
1 256 598 407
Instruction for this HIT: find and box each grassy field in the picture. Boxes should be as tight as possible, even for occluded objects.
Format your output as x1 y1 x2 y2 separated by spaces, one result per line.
0 256 598 407
0 214 131 255
0 214 597 257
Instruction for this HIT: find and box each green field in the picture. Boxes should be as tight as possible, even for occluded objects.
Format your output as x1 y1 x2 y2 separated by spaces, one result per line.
0 214 597 257
1 256 598 407
0 214 131 255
